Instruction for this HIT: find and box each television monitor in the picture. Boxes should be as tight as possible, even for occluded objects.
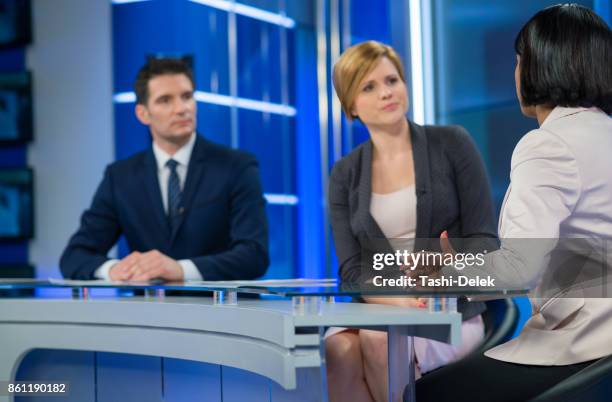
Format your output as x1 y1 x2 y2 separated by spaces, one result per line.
0 0 31 49
0 167 33 240
0 71 32 144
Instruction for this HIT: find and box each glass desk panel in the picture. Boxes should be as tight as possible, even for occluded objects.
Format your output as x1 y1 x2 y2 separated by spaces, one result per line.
0 278 528 297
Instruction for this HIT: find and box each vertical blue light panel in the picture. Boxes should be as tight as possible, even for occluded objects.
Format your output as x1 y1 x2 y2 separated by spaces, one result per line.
197 102 232 147
114 102 151 161
113 1 230 96
295 28 324 279
238 109 295 277
594 0 611 24
238 110 294 194
236 15 283 104
112 1 180 92
181 2 230 96
349 0 390 46
264 203 296 279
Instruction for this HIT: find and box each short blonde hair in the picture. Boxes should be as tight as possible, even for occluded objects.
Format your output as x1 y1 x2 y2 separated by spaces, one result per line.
332 41 406 120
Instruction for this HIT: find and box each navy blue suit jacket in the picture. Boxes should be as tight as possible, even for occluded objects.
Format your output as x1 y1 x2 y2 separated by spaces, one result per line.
60 135 269 280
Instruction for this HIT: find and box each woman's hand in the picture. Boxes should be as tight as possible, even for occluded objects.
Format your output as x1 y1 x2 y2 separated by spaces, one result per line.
405 297 428 308
440 230 457 257
364 296 427 308
398 231 456 285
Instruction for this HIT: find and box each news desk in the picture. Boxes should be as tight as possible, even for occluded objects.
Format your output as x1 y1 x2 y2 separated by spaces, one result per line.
0 280 520 402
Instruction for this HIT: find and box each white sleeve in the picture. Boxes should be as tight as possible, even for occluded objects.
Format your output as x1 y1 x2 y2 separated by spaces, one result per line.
94 259 120 280
179 259 203 281
444 129 581 289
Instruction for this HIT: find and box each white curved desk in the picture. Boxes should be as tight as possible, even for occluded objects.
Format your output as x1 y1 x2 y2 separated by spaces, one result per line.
0 296 461 402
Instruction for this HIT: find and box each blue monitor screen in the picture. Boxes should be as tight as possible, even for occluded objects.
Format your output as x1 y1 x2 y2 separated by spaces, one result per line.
0 0 31 49
0 167 33 239
0 71 32 143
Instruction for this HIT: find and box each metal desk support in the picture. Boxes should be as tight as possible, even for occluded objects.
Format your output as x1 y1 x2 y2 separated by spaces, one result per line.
213 290 238 305
71 287 89 300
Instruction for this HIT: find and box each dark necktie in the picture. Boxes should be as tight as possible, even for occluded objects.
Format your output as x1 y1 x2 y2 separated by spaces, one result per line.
166 159 183 229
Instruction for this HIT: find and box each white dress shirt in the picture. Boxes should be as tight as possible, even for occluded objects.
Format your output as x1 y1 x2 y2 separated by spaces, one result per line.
94 133 203 281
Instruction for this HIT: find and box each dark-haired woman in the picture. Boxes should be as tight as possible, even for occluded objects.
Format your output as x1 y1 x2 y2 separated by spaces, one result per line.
415 4 612 401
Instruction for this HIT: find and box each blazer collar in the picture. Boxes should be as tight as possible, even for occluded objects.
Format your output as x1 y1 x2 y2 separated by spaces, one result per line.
542 106 590 127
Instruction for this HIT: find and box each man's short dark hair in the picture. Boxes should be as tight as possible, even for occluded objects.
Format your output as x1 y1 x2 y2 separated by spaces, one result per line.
514 4 612 114
134 58 195 105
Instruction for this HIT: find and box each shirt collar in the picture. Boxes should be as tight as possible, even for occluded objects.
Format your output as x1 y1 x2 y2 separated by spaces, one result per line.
541 106 591 127
152 132 196 171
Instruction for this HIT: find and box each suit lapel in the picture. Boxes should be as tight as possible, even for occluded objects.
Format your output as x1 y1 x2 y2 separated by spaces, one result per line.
141 150 171 238
408 121 437 251
410 121 433 241
169 135 207 243
359 140 391 242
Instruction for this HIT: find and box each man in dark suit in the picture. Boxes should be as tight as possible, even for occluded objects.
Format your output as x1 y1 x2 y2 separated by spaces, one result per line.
60 58 269 281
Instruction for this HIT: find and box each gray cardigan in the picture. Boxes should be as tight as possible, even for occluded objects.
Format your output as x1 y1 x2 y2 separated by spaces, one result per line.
329 120 498 320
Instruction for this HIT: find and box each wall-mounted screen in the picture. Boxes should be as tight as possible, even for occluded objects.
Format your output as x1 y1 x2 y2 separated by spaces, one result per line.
0 167 33 240
0 0 31 49
0 71 32 144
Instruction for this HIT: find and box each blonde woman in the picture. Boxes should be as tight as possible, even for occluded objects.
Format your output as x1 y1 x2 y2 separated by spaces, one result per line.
326 41 496 402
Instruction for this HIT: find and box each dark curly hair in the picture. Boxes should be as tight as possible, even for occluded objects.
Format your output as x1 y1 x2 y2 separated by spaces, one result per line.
514 4 612 114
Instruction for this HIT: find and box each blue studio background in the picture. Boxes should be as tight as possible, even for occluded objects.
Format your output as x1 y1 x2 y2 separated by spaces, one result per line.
2 0 611 401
